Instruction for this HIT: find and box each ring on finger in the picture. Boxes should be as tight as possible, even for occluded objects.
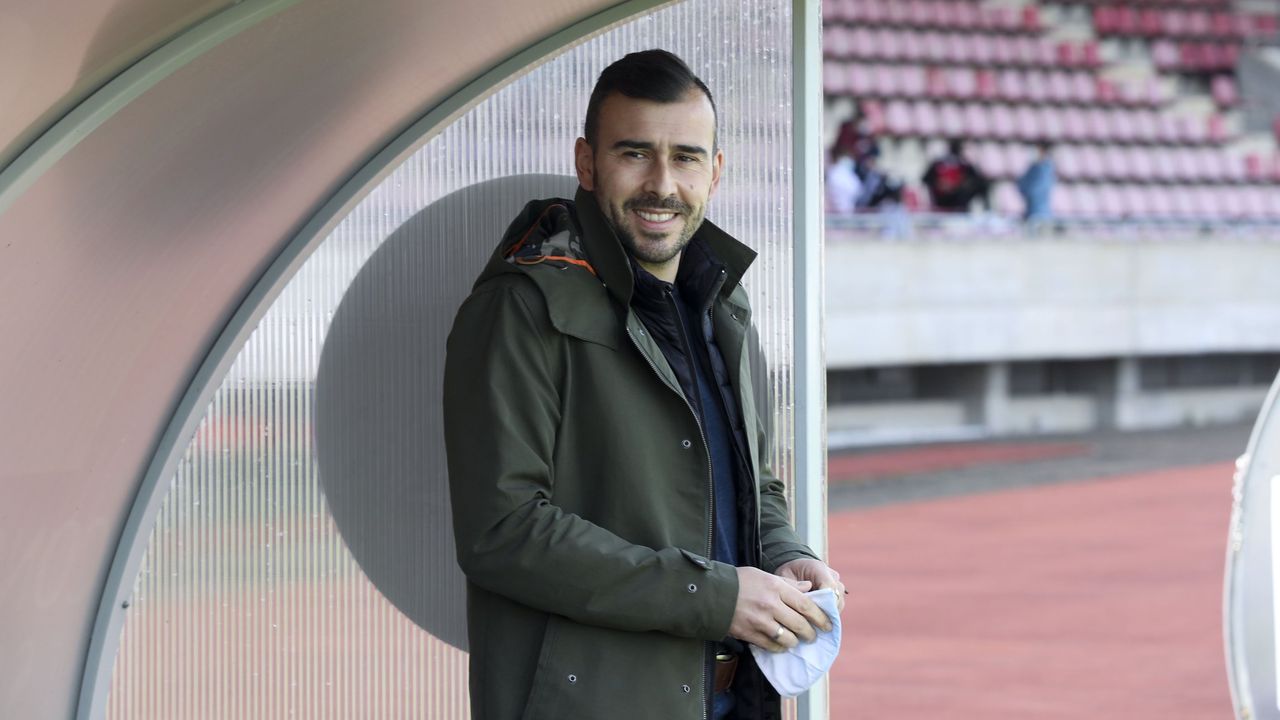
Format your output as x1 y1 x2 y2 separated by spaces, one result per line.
771 625 786 641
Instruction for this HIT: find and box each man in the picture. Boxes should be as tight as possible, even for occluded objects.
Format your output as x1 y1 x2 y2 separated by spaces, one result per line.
444 50 844 720
1017 142 1056 226
922 138 991 213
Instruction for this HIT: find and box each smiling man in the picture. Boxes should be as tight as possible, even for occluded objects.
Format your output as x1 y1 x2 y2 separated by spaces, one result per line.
443 50 844 720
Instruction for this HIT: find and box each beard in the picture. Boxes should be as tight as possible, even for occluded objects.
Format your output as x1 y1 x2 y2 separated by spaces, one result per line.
602 190 705 267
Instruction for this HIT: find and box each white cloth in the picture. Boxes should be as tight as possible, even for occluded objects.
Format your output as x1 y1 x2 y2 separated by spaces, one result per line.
749 588 843 698
825 157 862 215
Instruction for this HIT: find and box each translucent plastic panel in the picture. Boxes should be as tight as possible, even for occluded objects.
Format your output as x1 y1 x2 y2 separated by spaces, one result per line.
106 0 795 717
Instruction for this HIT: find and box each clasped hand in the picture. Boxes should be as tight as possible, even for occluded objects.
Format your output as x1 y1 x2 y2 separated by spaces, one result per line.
728 559 845 653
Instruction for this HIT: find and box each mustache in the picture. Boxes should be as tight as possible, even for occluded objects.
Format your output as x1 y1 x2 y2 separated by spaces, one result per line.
623 194 690 214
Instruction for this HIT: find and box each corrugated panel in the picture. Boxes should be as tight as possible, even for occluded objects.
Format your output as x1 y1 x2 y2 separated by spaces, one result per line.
105 0 795 716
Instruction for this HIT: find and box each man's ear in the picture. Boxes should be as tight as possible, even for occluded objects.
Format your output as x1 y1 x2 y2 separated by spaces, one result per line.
708 148 725 199
574 138 595 191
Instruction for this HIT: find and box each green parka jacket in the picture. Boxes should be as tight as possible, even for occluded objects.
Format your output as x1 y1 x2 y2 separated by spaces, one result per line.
443 187 818 720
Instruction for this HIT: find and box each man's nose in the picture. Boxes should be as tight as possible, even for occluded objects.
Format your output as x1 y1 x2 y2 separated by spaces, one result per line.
642 158 677 198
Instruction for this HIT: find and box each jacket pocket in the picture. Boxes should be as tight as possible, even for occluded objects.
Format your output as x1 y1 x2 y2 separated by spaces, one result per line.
520 615 565 720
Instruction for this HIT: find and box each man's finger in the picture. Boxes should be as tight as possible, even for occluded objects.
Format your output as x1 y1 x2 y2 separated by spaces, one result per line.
784 592 833 633
755 622 797 651
774 604 817 643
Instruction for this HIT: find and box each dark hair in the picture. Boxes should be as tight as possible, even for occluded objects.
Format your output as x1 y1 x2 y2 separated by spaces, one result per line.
583 49 717 149
947 138 965 156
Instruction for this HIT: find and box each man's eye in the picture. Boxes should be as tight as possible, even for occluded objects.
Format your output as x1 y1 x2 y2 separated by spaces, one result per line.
623 151 646 159
675 155 698 163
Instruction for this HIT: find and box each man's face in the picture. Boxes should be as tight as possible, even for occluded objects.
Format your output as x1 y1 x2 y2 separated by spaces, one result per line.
574 90 723 278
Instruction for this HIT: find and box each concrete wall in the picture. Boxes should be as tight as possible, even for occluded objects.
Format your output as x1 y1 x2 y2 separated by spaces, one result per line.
827 232 1280 368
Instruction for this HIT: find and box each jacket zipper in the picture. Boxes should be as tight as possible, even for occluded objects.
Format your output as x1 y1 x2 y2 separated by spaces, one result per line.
624 308 713 720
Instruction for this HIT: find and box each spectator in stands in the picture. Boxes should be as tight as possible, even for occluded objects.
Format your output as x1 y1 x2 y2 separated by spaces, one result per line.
854 147 903 210
834 110 880 167
826 150 862 215
1017 142 1056 225
922 138 991 213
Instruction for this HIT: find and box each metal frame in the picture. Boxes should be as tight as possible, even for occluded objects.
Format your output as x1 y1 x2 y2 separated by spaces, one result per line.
73 0 829 717
792 1 828 718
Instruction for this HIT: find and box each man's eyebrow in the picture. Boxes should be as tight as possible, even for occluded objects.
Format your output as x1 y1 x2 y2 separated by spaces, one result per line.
612 140 709 157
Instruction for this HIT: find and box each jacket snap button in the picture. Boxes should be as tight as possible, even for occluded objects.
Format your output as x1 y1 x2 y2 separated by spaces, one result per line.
681 684 691 693
681 439 692 449
687 583 697 593
568 674 577 683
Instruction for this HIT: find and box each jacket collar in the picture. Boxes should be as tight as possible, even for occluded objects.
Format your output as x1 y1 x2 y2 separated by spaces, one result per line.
573 186 757 309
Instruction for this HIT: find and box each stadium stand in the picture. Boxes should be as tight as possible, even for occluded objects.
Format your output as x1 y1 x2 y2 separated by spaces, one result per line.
824 0 1280 224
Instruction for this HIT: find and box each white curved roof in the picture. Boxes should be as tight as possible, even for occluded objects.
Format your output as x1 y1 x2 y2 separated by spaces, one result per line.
0 1 613 715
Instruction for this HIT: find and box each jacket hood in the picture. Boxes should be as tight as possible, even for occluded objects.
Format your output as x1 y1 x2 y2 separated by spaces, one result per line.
475 186 757 313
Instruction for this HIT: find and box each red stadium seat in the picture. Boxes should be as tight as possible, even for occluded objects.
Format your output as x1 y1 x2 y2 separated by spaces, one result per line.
975 69 998 101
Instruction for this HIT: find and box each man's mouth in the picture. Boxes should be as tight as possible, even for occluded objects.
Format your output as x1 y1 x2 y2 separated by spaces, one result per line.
634 209 678 223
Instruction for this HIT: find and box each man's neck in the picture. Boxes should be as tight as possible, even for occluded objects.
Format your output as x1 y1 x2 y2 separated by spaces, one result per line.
636 254 682 284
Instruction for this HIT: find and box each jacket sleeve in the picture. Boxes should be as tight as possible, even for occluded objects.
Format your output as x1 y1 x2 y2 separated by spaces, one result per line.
745 324 822 574
443 277 738 641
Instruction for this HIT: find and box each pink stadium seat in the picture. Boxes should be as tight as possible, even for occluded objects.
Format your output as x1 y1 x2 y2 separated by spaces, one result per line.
1041 107 1067 140
1139 8 1163 37
1024 70 1050 103
862 0 888 25
1211 75 1238 107
1147 186 1175 218
1094 7 1117 35
995 181 1022 216
913 100 941 137
849 62 875 96
922 31 948 63
844 27 868 60
1152 40 1179 71
1130 147 1157 182
1023 6 1041 32
823 0 844 23
1080 142 1111 176
870 64 895 97
1206 114 1227 143
1055 145 1082 181
1095 77 1120 104
1013 36 1038 67
1165 10 1190 38
948 32 975 65
992 104 1017 139
885 100 914 136
861 99 887 134
950 68 978 100
962 104 989 138
873 28 900 61
889 0 915 26
1102 147 1130 180
975 70 998 101
1149 148 1176 183
1174 149 1199 182
969 34 994 65
1187 11 1212 38
1098 184 1126 218
1048 72 1073 103
940 103 967 137
1081 41 1101 69
952 2 979 31
1135 111 1161 144
824 62 847 95
1123 185 1151 217
993 36 1017 66
1064 71 1095 103
924 66 947 99
1219 186 1247 219
998 70 1027 102
906 0 931 28
976 142 1005 178
1061 107 1089 142
1014 105 1040 141
1084 108 1110 142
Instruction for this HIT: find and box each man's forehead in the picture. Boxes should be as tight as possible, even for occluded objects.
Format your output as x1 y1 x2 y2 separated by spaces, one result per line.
595 90 716 146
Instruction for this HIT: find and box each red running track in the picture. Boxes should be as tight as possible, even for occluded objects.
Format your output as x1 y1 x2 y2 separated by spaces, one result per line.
827 461 1235 718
